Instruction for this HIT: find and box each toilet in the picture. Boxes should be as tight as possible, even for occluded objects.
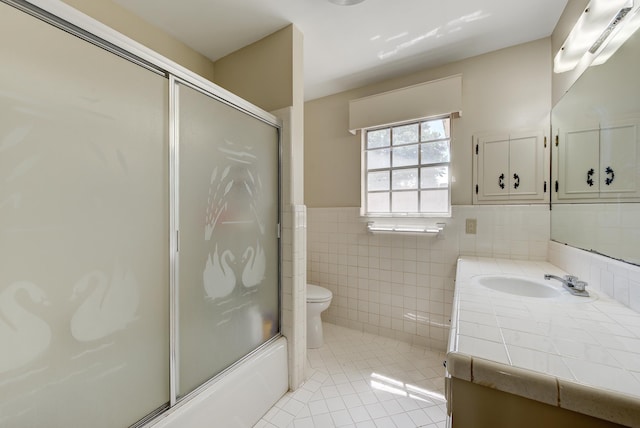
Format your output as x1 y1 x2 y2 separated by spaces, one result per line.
306 283 333 349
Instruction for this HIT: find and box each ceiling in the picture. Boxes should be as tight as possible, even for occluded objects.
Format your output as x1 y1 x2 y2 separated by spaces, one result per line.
113 0 569 101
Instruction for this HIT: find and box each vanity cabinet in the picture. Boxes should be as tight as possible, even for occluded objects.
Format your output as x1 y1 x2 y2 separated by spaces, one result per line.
473 131 546 203
448 378 625 428
556 121 640 200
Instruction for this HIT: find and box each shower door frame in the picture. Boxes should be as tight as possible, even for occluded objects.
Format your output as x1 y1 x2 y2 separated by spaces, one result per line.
2 0 283 422
169 75 283 405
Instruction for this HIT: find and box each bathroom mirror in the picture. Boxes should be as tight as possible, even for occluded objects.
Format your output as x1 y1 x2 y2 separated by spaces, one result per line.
551 21 640 266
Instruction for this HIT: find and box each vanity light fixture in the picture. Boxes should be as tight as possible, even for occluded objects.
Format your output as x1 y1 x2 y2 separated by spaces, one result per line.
554 0 639 73
328 0 366 5
592 4 640 66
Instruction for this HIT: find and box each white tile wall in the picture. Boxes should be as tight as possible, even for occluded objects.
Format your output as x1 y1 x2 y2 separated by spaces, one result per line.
282 204 308 390
549 241 640 313
551 203 640 266
307 205 550 350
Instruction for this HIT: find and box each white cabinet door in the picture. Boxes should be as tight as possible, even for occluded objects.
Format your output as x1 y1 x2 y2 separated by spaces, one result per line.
477 134 509 201
475 131 546 203
600 122 639 198
509 132 544 200
556 121 640 201
558 128 600 199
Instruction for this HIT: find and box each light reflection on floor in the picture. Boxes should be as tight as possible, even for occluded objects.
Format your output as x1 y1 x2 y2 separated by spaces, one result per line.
255 323 448 428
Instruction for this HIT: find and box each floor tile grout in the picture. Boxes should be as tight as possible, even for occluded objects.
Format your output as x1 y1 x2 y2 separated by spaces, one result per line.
254 323 448 428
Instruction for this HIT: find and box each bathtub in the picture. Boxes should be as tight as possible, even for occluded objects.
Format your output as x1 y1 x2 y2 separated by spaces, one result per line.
148 337 288 428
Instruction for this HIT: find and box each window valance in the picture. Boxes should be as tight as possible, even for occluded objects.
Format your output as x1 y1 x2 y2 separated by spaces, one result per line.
348 74 462 134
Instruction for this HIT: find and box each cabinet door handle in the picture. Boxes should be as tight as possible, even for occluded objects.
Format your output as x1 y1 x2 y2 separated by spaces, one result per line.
498 173 505 189
586 168 595 187
513 173 520 189
605 167 615 185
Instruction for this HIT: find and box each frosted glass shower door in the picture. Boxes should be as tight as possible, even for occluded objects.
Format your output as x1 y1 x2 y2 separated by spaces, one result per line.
0 2 169 427
176 82 280 397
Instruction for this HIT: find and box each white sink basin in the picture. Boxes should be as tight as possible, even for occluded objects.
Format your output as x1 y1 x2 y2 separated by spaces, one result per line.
474 275 562 298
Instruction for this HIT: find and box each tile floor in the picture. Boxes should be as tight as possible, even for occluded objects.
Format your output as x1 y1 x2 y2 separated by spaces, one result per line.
254 323 448 428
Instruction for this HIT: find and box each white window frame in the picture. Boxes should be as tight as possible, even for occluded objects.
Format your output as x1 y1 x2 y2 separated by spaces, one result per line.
361 116 452 218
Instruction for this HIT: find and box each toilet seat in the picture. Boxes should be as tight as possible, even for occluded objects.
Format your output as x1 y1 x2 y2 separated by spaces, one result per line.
307 284 332 303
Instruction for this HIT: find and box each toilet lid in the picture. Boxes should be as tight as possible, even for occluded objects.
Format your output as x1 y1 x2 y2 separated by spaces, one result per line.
307 284 332 302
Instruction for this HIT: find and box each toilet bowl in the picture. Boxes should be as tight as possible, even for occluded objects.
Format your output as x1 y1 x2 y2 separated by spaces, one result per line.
306 283 333 349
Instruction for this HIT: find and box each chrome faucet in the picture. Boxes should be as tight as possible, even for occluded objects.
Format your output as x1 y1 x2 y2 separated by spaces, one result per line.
544 274 589 297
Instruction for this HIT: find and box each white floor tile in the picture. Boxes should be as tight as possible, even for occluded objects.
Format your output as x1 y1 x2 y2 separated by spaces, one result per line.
326 396 347 412
322 385 341 399
372 416 396 428
390 412 415 427
349 406 372 423
364 402 388 419
355 421 377 428
342 393 364 409
358 391 379 405
331 409 355 426
291 388 314 404
283 399 306 417
381 400 404 416
293 417 314 428
407 408 432 426
270 409 294 428
423 405 447 423
312 412 336 427
254 323 447 428
337 382 357 395
351 380 370 392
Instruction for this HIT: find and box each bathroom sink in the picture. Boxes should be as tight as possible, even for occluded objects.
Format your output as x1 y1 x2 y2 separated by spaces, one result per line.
474 275 562 298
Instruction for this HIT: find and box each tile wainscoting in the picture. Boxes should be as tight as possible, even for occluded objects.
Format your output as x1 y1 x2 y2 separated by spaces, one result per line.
549 240 640 312
282 204 308 389
307 205 550 350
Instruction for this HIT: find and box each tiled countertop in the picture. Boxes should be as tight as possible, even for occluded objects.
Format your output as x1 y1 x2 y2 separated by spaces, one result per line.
447 257 640 427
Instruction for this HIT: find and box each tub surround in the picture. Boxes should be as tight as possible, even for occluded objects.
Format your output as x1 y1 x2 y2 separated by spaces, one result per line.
447 257 640 427
149 338 288 428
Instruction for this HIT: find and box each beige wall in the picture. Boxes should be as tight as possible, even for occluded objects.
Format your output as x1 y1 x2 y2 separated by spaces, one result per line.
62 0 215 81
305 38 552 208
214 25 298 113
551 0 590 105
214 24 305 203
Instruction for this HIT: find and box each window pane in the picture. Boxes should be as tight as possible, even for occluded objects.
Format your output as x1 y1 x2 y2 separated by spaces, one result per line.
420 189 449 213
421 140 450 164
368 171 390 191
368 192 390 212
367 148 390 169
421 166 449 189
392 168 418 190
367 128 390 149
392 145 419 167
421 118 450 141
392 191 418 212
392 123 419 145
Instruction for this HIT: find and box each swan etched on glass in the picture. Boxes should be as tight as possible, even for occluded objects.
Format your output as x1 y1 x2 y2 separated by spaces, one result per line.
203 245 236 300
70 263 140 342
202 139 268 299
204 165 233 242
0 281 51 373
241 241 265 288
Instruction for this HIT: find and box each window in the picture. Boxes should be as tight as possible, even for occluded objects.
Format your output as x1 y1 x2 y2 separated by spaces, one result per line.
363 117 451 216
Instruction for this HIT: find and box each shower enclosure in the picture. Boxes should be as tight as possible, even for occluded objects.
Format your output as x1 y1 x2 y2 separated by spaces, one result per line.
0 1 282 426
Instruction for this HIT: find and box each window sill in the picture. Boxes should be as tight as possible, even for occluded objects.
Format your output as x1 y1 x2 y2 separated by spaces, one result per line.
361 212 452 219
